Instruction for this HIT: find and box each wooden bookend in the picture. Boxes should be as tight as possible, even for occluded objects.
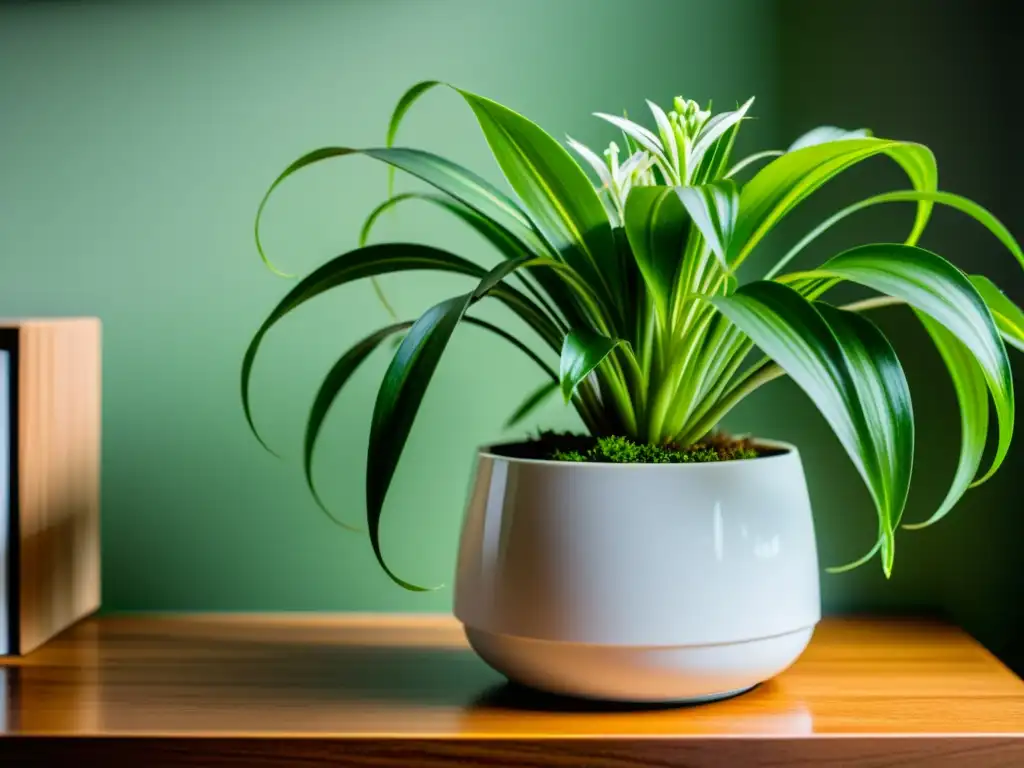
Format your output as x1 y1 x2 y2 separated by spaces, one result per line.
1 319 101 655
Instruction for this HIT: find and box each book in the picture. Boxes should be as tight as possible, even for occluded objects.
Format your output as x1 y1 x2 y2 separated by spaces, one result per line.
0 319 101 655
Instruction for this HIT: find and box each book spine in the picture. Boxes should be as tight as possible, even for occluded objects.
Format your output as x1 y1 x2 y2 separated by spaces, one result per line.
0 329 22 657
1 348 10 655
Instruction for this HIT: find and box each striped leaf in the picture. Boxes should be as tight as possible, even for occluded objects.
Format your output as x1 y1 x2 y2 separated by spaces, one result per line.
462 91 622 318
783 243 1013 485
787 126 871 151
383 79 625 315
970 275 1024 352
901 313 987 530
714 281 913 575
593 111 674 182
244 82 1024 588
366 258 539 589
676 180 739 269
690 98 754 171
732 138 937 266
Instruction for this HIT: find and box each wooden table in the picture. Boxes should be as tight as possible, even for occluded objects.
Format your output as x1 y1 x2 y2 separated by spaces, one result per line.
1 615 1022 766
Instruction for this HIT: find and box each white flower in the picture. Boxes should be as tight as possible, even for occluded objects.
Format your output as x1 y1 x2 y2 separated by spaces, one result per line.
568 95 754 223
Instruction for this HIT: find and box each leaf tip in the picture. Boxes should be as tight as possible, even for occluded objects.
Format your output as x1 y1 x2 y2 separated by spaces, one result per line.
306 472 362 533
243 409 281 459
882 539 895 579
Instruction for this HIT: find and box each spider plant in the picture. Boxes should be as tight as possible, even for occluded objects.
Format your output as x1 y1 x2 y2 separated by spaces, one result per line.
242 81 1024 590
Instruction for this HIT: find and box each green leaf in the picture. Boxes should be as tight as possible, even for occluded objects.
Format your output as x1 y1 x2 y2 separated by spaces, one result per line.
254 145 545 277
901 312 987 530
787 126 871 151
785 243 1014 485
460 314 559 383
241 244 561 452
817 303 914 534
458 90 621 318
365 257 536 590
382 81 623 324
826 537 884 575
714 282 913 576
732 138 937 266
675 180 739 269
384 79 441 195
504 380 559 429
623 187 689 324
764 189 1024 279
970 274 1024 353
367 296 467 591
358 191 575 330
560 327 624 402
724 150 784 179
304 315 556 535
385 80 442 148
304 322 412 531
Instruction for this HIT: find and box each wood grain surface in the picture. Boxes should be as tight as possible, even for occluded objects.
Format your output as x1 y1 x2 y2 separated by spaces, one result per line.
1 614 1022 766
0 319 101 655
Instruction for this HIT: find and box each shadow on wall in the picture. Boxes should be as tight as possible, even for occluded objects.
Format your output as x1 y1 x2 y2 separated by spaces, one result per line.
773 0 1024 675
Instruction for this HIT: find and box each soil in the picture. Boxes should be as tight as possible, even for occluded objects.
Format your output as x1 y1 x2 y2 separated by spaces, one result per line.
490 432 783 464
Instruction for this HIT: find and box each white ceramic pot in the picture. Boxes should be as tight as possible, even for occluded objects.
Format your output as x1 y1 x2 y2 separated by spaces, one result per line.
454 440 821 703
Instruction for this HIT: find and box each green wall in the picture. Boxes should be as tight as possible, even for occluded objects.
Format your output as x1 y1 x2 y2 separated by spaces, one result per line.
1 0 1020 672
0 0 779 611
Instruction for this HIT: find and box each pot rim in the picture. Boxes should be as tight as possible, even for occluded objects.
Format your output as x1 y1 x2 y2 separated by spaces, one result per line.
478 437 798 468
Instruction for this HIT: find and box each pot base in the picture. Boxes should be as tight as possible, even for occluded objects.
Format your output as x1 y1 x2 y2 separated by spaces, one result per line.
465 625 814 703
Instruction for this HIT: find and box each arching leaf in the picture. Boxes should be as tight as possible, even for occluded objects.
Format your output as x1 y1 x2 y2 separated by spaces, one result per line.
559 326 624 403
782 243 1013 485
787 126 870 152
731 138 937 266
461 90 622 318
725 150 783 179
901 313 987 530
358 191 582 330
304 321 411 531
241 244 560 452
765 189 1024 279
715 281 913 575
971 274 1024 352
676 179 739 269
254 145 545 276
365 258 538 590
303 315 557 534
504 380 559 429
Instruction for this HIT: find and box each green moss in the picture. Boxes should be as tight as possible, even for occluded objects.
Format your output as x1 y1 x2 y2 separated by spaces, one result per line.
547 434 759 464
551 449 587 462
